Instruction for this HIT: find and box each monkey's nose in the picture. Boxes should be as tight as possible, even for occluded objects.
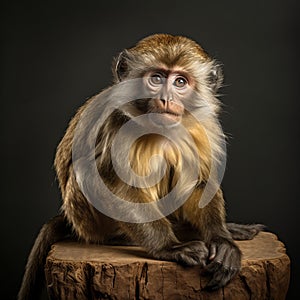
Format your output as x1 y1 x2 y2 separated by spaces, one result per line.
159 93 173 106
160 84 173 103
159 98 173 109
160 99 167 107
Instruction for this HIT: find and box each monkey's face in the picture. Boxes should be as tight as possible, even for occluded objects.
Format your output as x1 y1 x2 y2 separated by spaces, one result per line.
114 34 223 127
130 68 194 127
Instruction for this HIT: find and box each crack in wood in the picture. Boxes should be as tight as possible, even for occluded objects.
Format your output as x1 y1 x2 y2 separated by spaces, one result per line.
140 262 148 286
265 261 271 300
161 264 165 300
240 274 252 299
135 274 140 300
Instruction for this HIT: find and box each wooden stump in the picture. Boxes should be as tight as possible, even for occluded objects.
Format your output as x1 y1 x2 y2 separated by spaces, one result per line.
45 232 290 300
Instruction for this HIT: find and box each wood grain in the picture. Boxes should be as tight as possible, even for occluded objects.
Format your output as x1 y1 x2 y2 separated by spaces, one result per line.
45 232 290 299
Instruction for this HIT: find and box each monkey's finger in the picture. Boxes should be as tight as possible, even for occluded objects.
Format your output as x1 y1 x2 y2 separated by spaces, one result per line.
204 272 227 291
177 252 206 266
222 245 237 269
206 243 228 270
207 245 240 273
205 244 231 274
171 241 209 267
209 243 216 260
204 268 235 291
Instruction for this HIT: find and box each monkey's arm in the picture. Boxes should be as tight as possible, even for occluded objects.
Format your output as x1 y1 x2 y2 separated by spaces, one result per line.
120 219 209 266
183 189 242 291
116 188 209 267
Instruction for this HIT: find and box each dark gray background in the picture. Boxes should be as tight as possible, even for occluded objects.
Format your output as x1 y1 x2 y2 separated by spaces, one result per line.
1 1 299 299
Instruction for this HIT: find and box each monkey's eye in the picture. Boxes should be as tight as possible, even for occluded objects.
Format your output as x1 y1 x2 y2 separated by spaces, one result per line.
174 77 187 88
149 73 164 85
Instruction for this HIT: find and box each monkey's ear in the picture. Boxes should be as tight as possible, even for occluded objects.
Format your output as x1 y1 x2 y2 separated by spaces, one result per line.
208 63 223 93
113 50 129 82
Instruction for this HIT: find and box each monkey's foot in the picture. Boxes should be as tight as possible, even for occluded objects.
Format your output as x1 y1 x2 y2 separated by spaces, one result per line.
153 241 209 267
227 223 265 240
204 237 241 291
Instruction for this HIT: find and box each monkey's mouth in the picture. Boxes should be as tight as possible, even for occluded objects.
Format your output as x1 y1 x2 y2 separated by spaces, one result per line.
159 111 181 121
148 110 182 127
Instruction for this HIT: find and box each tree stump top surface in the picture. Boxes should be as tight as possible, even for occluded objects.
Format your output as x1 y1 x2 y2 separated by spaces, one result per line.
46 232 290 300
48 232 286 264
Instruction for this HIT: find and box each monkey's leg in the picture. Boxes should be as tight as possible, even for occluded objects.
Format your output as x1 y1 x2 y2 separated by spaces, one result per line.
227 222 265 240
18 215 71 300
119 217 209 267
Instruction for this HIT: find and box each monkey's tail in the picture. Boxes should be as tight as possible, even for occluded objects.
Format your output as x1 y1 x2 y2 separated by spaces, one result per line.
18 214 72 300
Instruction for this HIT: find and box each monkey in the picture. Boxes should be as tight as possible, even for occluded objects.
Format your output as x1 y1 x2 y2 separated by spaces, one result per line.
18 34 264 300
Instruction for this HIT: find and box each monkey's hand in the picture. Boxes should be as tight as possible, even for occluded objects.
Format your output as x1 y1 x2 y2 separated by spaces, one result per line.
153 241 209 267
204 237 241 291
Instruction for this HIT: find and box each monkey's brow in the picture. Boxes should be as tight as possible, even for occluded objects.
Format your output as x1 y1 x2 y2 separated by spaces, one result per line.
145 67 190 78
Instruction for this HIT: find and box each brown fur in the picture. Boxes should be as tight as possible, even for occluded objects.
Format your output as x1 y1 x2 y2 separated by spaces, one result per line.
54 35 225 246
18 34 264 299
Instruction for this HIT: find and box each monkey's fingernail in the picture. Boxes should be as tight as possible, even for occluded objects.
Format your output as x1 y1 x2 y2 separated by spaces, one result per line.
209 254 215 260
209 244 216 260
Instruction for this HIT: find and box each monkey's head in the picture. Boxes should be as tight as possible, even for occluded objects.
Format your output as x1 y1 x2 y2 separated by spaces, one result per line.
112 34 223 127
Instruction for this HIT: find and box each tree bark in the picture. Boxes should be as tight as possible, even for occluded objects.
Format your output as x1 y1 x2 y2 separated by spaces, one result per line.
45 232 290 299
